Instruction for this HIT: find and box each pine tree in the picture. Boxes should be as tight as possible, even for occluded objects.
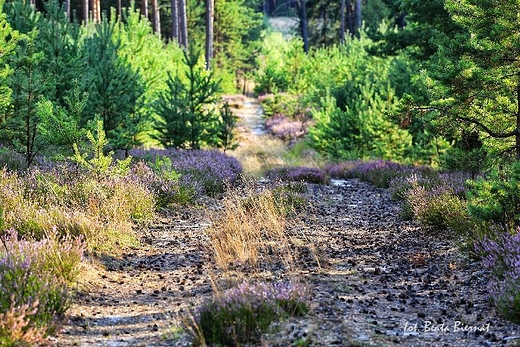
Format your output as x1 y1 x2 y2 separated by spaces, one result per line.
428 0 520 160
215 102 238 151
38 0 85 104
83 18 146 152
0 0 18 115
2 29 50 166
153 48 222 149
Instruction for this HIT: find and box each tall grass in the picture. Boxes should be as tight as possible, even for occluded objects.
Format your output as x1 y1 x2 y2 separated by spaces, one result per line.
206 181 300 271
0 164 155 255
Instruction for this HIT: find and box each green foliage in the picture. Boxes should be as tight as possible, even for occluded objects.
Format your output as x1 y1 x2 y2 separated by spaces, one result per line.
186 0 264 93
309 88 411 161
153 48 223 149
416 0 520 161
114 6 185 146
72 120 131 177
1 28 50 167
216 102 239 152
254 34 307 94
405 184 470 234
37 82 88 151
82 18 146 152
0 0 18 114
441 148 488 178
468 162 520 232
38 0 84 103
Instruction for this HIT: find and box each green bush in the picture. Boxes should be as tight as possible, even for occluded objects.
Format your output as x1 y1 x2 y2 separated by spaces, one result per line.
404 181 471 235
467 162 520 233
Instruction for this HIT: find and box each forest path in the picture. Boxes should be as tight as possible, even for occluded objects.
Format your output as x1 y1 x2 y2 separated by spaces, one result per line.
54 96 519 346
223 95 266 136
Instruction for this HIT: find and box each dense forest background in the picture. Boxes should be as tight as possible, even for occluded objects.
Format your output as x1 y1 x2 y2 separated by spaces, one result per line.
1 0 518 171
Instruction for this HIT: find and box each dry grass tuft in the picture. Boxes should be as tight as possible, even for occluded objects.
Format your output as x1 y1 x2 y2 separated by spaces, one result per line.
206 181 295 271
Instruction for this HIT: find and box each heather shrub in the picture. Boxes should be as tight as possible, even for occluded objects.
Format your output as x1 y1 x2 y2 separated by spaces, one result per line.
467 162 520 233
476 230 520 323
265 166 329 184
389 170 469 201
192 281 310 346
131 148 242 198
130 160 195 207
265 114 310 141
0 146 26 171
352 160 411 188
0 230 79 344
0 166 154 254
403 174 471 234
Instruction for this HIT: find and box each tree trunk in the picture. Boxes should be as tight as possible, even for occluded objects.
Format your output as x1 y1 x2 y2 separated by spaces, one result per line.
340 0 346 44
346 0 354 37
65 0 71 19
179 0 188 48
152 0 161 35
171 0 179 42
355 0 361 32
90 0 100 23
205 0 214 69
83 0 89 22
321 5 327 45
117 0 121 19
142 0 149 19
299 0 309 53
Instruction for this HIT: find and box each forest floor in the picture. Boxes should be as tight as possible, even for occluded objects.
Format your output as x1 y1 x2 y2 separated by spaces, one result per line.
54 97 520 346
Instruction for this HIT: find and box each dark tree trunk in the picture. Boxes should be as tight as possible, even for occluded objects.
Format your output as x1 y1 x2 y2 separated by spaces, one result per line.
340 0 346 44
142 0 149 19
65 0 71 19
346 0 354 36
117 0 121 19
299 0 309 53
152 0 161 35
179 0 188 48
355 0 361 32
321 5 327 45
83 0 88 22
171 0 179 42
205 0 214 69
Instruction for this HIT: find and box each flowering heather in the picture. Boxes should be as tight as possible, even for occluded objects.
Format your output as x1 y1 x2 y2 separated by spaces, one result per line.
0 165 153 253
324 160 364 179
389 170 471 201
0 230 75 343
266 166 329 184
194 281 310 345
476 230 520 323
265 114 311 141
401 173 472 234
130 148 243 197
325 159 419 188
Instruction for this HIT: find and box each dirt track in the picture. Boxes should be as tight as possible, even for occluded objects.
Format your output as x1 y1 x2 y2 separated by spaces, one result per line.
54 97 520 346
